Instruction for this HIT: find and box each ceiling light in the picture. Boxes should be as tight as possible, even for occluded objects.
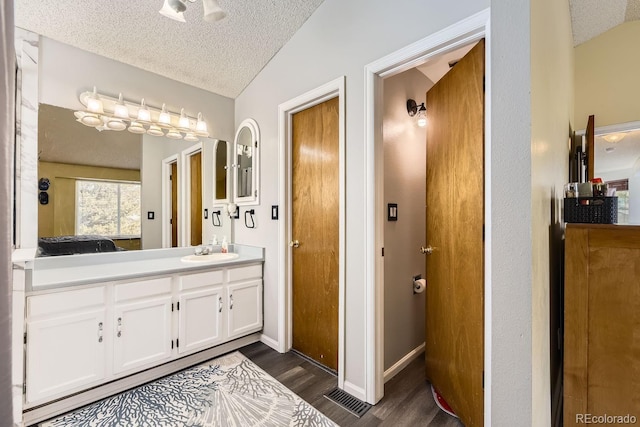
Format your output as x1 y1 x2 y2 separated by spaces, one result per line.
203 0 226 22
602 133 626 143
159 0 187 22
159 0 227 23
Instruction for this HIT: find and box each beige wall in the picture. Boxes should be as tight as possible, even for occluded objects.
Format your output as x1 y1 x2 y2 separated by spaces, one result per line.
575 21 640 127
383 68 432 371
531 0 574 425
38 161 140 238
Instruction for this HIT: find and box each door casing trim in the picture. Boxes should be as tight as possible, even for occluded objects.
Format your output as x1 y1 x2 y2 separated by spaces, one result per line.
363 8 492 425
161 154 179 248
277 76 346 390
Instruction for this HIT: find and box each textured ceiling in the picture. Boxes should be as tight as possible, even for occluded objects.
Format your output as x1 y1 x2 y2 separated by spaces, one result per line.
15 0 324 99
569 0 640 46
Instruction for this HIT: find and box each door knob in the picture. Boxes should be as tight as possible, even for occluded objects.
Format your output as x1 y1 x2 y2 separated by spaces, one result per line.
289 240 300 248
420 246 434 255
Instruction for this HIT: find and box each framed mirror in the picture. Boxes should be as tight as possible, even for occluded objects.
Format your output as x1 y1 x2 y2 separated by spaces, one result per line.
233 118 260 206
213 140 230 205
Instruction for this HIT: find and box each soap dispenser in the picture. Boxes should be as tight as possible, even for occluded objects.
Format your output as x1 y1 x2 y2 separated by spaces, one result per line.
221 236 228 253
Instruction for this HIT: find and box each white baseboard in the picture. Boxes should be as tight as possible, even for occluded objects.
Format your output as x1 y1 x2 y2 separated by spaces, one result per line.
259 334 281 352
384 343 425 383
343 380 367 403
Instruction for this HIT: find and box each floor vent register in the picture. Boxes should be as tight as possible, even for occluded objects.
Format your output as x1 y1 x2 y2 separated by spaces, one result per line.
323 387 372 418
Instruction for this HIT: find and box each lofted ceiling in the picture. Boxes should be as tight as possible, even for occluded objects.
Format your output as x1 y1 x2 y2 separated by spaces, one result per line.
569 0 640 45
14 0 324 99
14 1 640 99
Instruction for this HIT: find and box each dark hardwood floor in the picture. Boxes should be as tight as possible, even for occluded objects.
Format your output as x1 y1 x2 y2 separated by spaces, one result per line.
240 342 464 427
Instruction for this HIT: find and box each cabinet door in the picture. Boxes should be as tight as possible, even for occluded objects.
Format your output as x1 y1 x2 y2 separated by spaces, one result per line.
227 280 263 339
113 296 173 374
178 286 224 354
26 308 106 403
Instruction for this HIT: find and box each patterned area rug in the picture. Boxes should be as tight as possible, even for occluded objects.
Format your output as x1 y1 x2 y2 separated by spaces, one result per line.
42 351 338 427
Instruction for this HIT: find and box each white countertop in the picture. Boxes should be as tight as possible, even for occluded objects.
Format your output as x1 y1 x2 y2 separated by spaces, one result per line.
22 244 264 291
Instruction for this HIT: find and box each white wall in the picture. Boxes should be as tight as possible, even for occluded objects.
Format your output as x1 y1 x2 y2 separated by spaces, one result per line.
235 0 491 399
382 68 431 371
235 0 536 421
531 0 574 425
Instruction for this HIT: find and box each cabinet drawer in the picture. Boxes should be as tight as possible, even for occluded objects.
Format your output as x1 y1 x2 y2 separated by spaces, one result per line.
28 286 106 318
179 270 224 291
114 277 172 303
227 264 262 282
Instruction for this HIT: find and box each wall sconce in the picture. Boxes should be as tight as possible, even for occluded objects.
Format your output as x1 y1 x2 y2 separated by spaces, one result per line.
74 88 209 141
407 99 427 128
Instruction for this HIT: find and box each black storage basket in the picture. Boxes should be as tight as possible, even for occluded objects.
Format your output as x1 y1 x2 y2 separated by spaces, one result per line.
564 197 618 224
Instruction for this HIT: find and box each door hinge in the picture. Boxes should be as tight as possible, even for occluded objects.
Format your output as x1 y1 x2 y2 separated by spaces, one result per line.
23 332 27 344
254 141 258 148
169 174 172 180
177 302 180 311
483 76 486 92
381 247 384 257
170 218 172 224
482 225 485 241
482 371 484 389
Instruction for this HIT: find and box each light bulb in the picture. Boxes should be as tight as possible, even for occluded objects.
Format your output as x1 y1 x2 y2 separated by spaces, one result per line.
178 108 190 130
416 104 427 127
137 98 151 123
113 93 129 119
158 103 172 127
195 112 209 136
86 87 103 114
107 118 126 131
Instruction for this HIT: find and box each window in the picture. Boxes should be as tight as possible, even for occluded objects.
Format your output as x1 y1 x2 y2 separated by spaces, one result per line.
76 180 141 237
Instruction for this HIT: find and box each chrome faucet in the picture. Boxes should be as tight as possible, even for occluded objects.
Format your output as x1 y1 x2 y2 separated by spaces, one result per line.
194 246 211 256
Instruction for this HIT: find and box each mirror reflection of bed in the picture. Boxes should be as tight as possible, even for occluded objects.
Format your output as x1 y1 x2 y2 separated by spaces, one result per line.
37 103 210 256
594 125 640 225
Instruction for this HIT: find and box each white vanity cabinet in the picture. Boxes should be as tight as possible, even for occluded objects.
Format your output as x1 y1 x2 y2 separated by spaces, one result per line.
25 287 107 404
23 261 263 409
227 264 263 339
177 270 225 354
112 277 173 375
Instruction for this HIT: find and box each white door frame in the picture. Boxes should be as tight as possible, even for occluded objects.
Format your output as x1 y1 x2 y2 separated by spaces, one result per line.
363 8 492 423
161 154 179 248
277 76 346 388
180 142 204 247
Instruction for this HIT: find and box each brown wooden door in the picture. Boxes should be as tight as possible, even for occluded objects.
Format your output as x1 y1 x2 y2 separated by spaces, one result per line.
291 97 339 371
190 151 202 246
425 39 484 426
171 161 178 247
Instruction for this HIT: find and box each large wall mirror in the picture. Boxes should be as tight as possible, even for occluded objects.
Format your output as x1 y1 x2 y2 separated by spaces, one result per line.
36 103 228 255
233 118 260 206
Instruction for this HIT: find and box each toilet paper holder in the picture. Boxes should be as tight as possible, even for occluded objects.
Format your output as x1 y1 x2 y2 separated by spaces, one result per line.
413 275 426 294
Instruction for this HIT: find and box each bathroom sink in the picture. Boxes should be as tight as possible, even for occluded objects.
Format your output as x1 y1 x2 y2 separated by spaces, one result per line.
180 253 240 263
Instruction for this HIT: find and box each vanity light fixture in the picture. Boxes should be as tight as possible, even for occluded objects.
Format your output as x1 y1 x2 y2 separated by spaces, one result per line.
159 0 226 23
75 89 209 141
407 98 427 128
